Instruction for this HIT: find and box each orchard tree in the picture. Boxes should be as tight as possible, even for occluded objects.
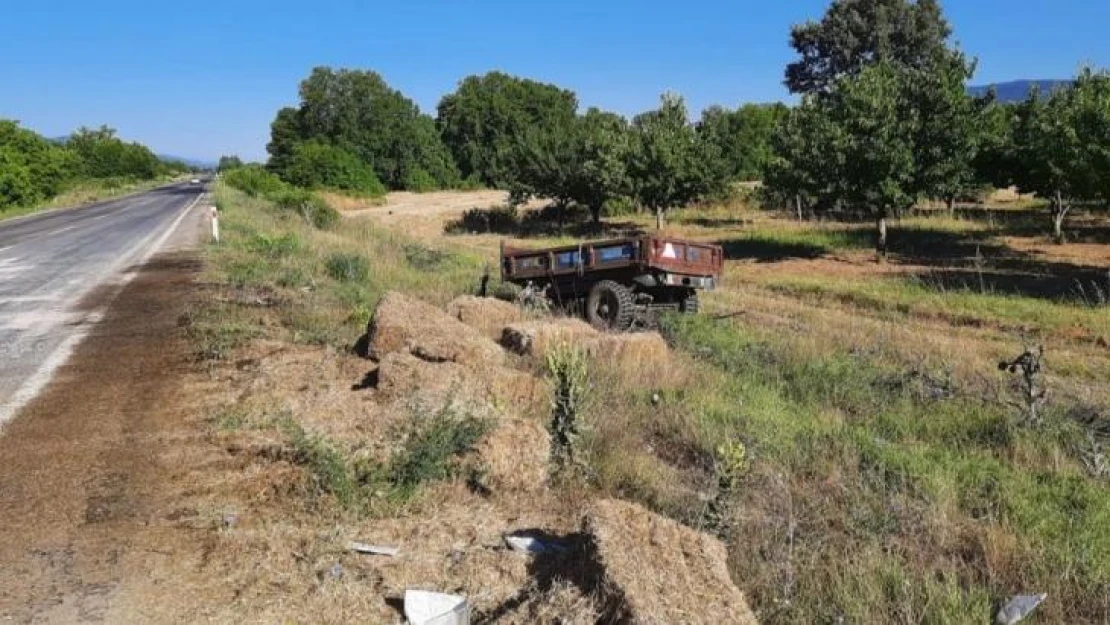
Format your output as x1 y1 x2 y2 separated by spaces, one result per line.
910 52 979 211
786 0 953 95
629 93 717 229
696 103 788 182
572 109 633 224
437 72 578 188
971 93 1018 190
1012 69 1110 242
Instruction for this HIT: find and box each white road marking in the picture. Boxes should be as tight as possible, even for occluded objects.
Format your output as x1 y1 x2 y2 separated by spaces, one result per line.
0 245 12 253
0 191 205 428
49 225 76 236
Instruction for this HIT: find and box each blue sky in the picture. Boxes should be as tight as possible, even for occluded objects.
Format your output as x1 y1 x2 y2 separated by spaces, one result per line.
3 0 1107 162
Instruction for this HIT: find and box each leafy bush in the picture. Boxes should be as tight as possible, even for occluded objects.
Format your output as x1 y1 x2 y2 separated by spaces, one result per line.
269 188 339 229
446 205 520 234
403 167 438 193
282 139 386 196
386 408 490 494
222 165 288 198
324 252 370 282
245 233 302 258
0 120 80 210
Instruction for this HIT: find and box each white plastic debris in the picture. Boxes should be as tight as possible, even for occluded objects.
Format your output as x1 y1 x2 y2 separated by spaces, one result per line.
349 542 399 557
503 533 567 554
996 593 1047 625
404 589 469 625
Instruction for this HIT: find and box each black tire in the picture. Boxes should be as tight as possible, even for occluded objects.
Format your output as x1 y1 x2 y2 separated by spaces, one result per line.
586 280 635 331
680 291 699 314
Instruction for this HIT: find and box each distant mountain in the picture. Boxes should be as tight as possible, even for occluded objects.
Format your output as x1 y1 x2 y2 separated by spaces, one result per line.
967 79 1072 103
157 154 216 170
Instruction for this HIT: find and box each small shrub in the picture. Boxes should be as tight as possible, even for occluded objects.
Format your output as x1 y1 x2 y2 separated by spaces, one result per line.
222 164 288 198
245 233 302 258
325 252 370 282
446 205 519 234
283 139 386 197
271 189 340 229
546 343 590 475
403 167 439 193
402 242 448 270
285 422 359 509
386 407 491 495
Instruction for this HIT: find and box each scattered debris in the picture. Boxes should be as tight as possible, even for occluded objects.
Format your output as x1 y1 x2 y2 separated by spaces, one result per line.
324 562 344 581
404 589 469 625
586 498 758 624
503 533 568 554
220 512 239 528
996 593 1047 625
999 345 1048 425
350 542 399 557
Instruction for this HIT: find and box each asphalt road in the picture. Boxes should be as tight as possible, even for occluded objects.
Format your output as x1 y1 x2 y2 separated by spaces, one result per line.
0 182 205 426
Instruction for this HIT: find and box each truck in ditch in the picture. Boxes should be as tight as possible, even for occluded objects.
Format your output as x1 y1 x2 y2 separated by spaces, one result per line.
500 235 724 330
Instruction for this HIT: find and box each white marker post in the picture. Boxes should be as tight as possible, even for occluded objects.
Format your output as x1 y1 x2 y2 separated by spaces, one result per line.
210 206 220 243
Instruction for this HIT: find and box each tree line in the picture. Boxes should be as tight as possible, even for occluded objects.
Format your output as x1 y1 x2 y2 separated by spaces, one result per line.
239 67 783 228
241 0 1109 244
0 121 188 212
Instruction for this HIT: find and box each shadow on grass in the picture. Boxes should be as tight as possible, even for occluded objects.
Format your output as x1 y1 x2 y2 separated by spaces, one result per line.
910 265 1110 304
444 204 645 240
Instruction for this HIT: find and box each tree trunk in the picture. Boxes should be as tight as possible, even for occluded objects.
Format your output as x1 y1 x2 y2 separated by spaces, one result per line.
795 195 803 221
1051 190 1069 244
876 214 888 261
590 203 602 226
655 206 664 230
946 196 955 215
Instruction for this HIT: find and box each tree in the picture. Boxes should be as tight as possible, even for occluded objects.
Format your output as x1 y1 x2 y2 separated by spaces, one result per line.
571 109 634 224
696 103 788 182
786 0 953 95
265 108 302 176
437 72 578 188
0 120 79 209
971 93 1018 190
769 64 917 256
909 52 979 211
273 67 459 191
283 139 385 196
1011 69 1110 242
67 126 161 180
628 93 716 229
218 155 244 172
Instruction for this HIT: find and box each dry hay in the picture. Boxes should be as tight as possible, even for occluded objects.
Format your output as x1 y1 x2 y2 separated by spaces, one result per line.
474 417 550 494
501 319 601 358
447 295 527 341
494 580 601 625
366 291 506 367
586 499 759 625
591 332 674 389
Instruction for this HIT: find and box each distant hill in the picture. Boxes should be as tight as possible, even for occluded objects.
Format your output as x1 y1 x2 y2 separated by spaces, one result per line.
157 154 215 170
967 79 1072 103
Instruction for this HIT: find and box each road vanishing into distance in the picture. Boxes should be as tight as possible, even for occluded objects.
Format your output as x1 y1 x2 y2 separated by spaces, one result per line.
0 182 205 426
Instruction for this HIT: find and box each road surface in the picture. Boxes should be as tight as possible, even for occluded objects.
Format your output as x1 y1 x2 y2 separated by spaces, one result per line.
0 182 205 426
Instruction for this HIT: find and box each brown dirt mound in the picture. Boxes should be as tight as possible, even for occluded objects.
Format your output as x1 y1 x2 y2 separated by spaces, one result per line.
367 291 505 367
447 295 527 341
586 499 759 625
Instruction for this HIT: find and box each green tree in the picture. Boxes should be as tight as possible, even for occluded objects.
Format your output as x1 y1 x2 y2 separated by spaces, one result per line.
0 120 79 209
696 103 788 182
283 139 385 196
218 155 244 172
909 52 979 211
1011 69 1110 242
68 126 161 180
786 0 953 95
970 93 1018 190
572 109 634 224
278 67 459 191
437 72 578 188
628 93 717 229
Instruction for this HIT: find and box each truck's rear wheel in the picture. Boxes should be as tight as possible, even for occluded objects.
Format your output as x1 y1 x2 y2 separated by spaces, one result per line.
680 291 699 314
586 280 634 331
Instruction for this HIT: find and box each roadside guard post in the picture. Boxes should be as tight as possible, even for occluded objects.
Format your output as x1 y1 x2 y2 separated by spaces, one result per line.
210 206 219 243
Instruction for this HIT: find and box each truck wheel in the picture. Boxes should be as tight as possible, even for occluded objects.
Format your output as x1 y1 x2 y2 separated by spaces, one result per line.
586 280 634 331
680 291 699 314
